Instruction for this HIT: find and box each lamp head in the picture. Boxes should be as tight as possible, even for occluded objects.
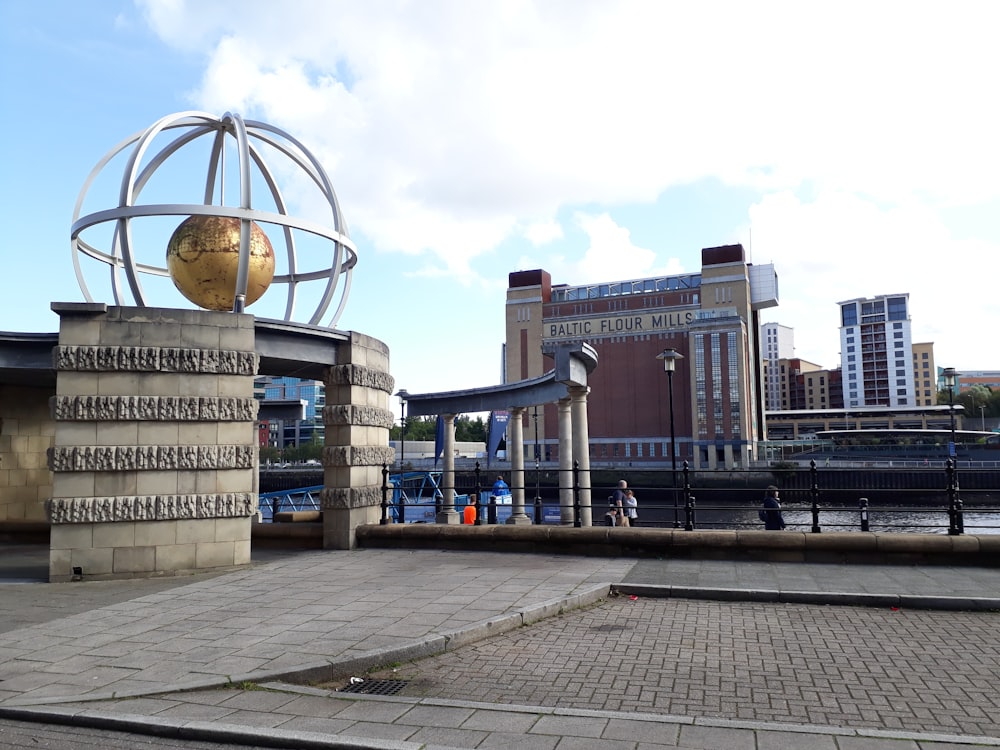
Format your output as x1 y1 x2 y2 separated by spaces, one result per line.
942 368 959 390
656 348 684 374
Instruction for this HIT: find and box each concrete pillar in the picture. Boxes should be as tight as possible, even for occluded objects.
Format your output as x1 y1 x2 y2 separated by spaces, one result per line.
506 406 531 525
557 398 574 525
437 413 460 524
321 332 394 549
46 304 259 582
569 386 592 526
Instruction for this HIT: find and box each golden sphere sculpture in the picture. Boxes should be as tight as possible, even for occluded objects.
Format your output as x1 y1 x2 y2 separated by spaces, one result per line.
166 216 275 311
70 111 358 327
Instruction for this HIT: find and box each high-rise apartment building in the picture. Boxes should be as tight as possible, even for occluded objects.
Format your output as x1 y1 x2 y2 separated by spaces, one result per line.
838 294 916 408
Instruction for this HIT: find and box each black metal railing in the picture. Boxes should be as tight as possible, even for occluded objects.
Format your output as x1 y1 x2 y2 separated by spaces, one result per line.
375 459 999 534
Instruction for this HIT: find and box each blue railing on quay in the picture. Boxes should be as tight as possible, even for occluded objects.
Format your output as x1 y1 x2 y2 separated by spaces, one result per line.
257 485 322 522
375 459 999 535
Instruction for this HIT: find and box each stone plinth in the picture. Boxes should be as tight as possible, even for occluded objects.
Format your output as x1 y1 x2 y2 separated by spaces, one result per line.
47 304 259 581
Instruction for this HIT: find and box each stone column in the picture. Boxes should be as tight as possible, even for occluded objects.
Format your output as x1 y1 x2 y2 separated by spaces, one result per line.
506 406 531 525
47 304 259 582
557 397 574 525
569 385 592 526
321 332 395 549
436 413 460 524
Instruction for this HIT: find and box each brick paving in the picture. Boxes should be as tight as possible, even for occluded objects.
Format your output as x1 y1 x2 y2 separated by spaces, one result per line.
348 594 1000 737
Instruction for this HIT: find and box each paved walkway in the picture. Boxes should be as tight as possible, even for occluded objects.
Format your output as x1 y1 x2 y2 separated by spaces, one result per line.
1 544 999 749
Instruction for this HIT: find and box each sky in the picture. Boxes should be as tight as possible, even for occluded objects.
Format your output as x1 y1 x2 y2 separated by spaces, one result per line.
2 0 998 409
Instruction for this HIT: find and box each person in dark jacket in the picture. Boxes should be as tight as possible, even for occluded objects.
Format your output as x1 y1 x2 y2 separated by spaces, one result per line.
760 485 786 530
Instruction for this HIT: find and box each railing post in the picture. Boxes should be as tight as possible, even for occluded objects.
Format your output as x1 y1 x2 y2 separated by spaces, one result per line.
859 497 869 532
380 463 390 525
810 459 821 533
573 460 582 528
473 461 483 526
946 459 961 535
683 461 695 531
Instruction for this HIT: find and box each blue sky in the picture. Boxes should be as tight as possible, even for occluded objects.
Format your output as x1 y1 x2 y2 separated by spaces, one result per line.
2 0 997 406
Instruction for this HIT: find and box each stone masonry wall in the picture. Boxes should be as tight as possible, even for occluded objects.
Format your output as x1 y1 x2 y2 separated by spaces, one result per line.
0 385 54 525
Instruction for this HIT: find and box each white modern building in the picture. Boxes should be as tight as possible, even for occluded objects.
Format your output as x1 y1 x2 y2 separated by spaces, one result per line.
838 294 915 408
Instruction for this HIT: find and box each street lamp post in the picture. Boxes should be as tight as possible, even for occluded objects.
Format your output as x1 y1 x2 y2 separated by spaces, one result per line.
942 367 961 535
981 405 987 432
657 348 685 529
395 388 409 472
942 368 959 456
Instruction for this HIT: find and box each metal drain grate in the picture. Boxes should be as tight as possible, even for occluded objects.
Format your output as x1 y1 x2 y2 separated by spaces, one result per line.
339 679 409 696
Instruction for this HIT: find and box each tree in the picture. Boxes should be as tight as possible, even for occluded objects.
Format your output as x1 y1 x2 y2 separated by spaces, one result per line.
389 415 488 442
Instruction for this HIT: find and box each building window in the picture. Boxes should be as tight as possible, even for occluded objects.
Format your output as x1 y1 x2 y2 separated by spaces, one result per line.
847 345 855 353
896 369 905 376
848 364 856 371
841 304 857 326
895 341 903 348
848 355 855 362
893 322 903 329
897 379 906 386
846 336 855 344
888 296 907 321
922 352 929 359
894 332 903 339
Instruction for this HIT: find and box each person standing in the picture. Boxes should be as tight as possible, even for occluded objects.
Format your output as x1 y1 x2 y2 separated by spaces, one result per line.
624 488 639 527
611 479 629 528
489 475 508 525
492 475 509 497
760 485 786 530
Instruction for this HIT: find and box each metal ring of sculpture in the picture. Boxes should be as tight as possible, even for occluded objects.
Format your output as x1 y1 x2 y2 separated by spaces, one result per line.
70 111 357 327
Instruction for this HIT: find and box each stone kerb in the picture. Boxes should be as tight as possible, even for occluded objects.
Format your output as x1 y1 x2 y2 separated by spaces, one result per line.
321 331 394 550
46 304 259 582
355 523 1000 566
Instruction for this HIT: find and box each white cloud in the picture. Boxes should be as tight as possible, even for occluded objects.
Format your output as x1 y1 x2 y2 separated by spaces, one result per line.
134 0 1000 370
523 219 563 246
749 191 1000 371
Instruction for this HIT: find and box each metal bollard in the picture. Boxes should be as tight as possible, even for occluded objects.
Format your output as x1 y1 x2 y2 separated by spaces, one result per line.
684 495 696 531
534 496 542 525
859 497 870 532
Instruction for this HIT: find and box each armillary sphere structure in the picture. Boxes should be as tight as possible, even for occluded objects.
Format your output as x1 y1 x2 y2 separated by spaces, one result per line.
70 110 357 327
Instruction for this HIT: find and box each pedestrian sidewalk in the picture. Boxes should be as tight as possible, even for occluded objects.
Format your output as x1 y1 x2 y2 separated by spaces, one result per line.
1 545 999 749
